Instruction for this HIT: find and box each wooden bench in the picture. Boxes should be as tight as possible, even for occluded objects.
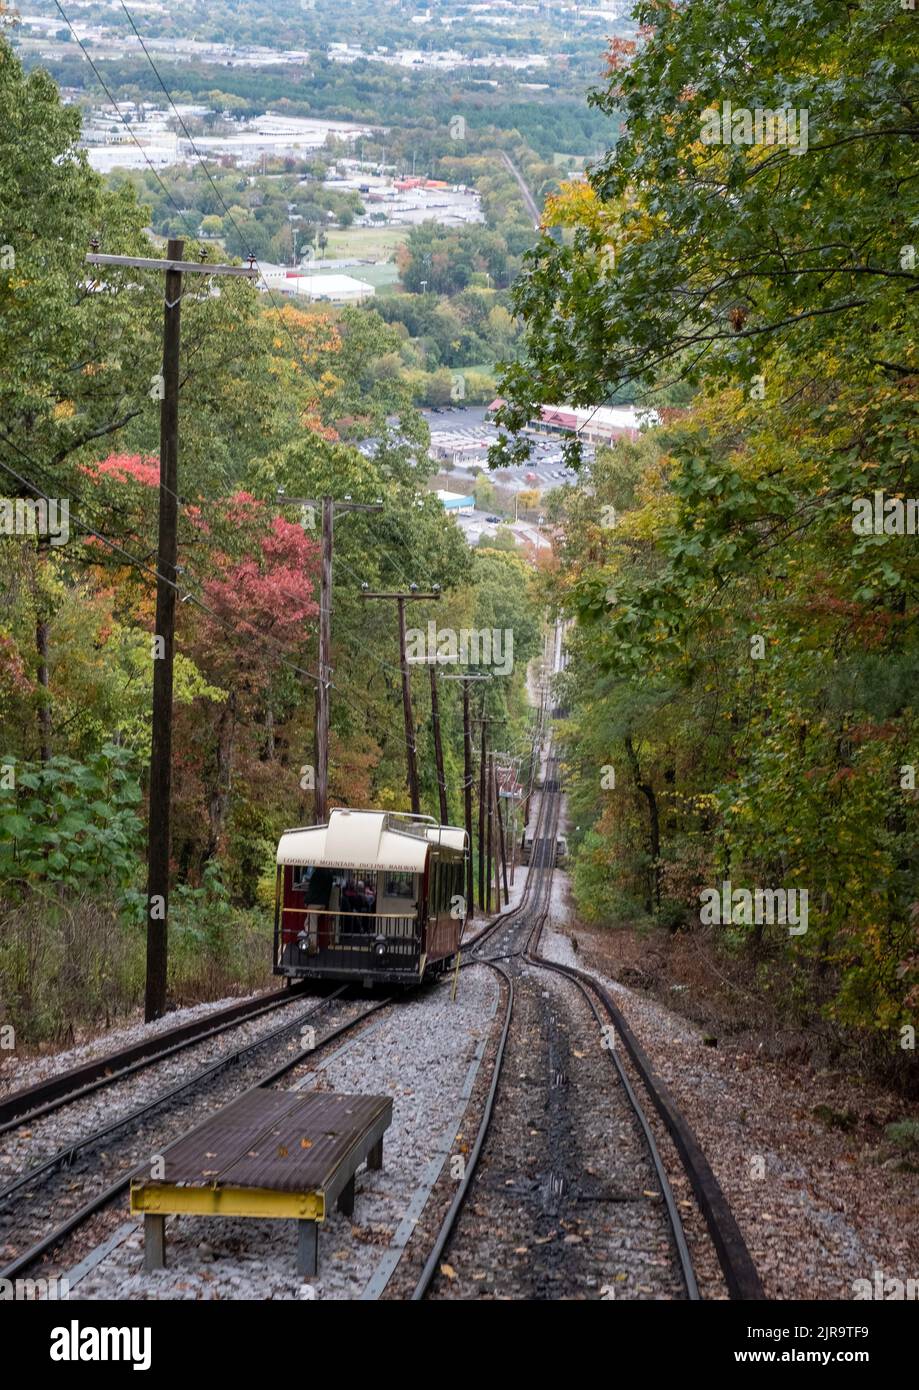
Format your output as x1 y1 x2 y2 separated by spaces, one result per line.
130 1089 392 1277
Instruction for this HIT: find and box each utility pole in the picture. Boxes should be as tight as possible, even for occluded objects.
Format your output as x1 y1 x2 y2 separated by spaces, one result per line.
494 756 510 906
277 493 382 823
523 726 539 831
494 758 506 907
86 239 257 1023
360 586 440 815
476 709 507 912
485 751 493 914
509 783 518 886
429 662 449 825
478 703 487 911
440 672 490 925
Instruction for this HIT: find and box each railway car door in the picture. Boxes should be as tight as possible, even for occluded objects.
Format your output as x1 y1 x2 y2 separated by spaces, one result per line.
285 865 335 954
379 870 418 960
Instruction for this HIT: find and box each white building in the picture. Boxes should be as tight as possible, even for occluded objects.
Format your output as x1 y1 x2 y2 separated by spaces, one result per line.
259 269 375 304
434 489 475 513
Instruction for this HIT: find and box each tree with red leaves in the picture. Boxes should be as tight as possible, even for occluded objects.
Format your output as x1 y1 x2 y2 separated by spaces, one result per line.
191 494 320 861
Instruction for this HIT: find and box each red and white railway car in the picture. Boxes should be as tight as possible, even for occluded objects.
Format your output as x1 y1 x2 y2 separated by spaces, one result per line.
273 809 468 986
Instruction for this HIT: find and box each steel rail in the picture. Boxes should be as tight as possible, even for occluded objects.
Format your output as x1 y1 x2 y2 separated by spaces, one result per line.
0 997 392 1283
413 757 706 1302
0 989 348 1209
462 740 556 954
409 962 514 1300
0 983 314 1133
519 760 763 1300
411 769 560 1299
528 949 765 1300
527 953 700 1300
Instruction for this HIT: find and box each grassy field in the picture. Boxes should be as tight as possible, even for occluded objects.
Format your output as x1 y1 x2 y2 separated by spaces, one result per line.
351 262 402 292
324 225 408 261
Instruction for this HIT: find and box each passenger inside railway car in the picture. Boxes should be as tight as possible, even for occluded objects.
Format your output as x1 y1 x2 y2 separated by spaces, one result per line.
354 878 375 927
340 875 364 917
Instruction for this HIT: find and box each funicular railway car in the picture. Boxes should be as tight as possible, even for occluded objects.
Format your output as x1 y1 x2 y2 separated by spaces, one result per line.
274 809 468 986
521 829 567 867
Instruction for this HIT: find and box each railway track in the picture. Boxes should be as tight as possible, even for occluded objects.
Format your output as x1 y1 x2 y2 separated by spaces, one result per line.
0 990 392 1282
0 982 316 1134
1 732 762 1301
412 753 763 1300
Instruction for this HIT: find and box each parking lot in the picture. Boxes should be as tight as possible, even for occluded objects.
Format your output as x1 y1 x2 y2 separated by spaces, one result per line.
422 407 589 494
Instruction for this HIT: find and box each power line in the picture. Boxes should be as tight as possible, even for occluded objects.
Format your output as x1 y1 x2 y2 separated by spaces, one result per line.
52 0 200 244
116 0 331 385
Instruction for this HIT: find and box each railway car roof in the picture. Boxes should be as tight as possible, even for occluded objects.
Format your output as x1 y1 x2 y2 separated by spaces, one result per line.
277 809 466 872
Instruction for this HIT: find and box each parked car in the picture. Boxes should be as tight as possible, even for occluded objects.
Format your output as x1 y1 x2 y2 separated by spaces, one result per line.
485 514 502 523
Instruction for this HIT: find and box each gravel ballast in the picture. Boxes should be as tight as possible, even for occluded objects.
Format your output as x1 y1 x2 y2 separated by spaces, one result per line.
67 967 499 1300
540 923 919 1300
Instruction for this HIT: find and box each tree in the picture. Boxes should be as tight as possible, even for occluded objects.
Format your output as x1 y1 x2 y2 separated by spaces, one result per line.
495 1 916 453
497 1 919 1053
474 475 497 511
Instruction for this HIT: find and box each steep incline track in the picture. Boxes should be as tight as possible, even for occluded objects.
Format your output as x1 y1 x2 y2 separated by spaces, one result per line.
414 748 763 1300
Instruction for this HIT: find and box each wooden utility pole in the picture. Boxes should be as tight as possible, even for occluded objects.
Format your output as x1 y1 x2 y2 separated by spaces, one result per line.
478 705 487 911
463 679 474 919
440 671 489 926
360 587 440 815
493 760 504 908
145 238 181 1026
495 758 509 905
86 240 257 1024
277 493 382 824
442 669 492 922
485 751 493 914
317 496 332 823
506 754 522 887
429 662 449 824
476 710 507 913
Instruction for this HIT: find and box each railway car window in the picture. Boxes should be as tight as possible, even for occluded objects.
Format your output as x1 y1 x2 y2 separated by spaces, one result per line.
383 872 415 899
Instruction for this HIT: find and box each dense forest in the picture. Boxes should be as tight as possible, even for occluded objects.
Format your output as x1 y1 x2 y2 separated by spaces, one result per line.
3 0 916 1086
495 0 918 1079
0 32 543 1040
